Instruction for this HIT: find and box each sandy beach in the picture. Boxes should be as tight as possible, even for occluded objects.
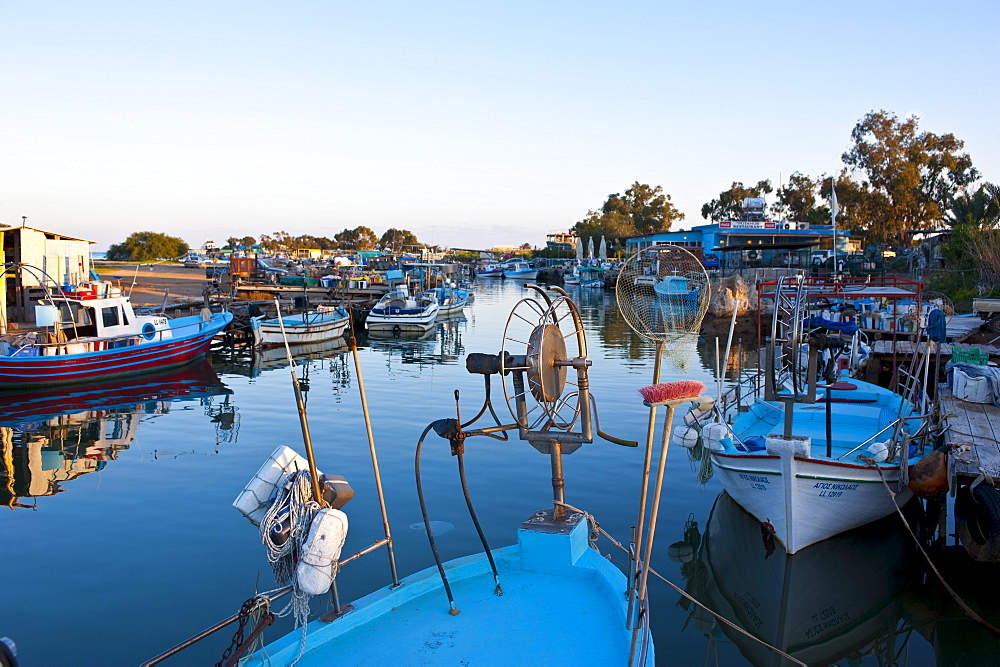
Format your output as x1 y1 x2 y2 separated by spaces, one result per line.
93 262 212 306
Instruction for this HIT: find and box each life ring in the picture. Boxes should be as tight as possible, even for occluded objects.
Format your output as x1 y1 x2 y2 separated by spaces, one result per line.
142 323 157 340
955 483 1000 562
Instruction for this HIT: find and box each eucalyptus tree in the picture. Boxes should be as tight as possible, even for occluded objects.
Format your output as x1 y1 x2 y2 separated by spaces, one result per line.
379 228 419 252
573 182 684 243
840 110 978 240
335 226 378 251
700 180 774 221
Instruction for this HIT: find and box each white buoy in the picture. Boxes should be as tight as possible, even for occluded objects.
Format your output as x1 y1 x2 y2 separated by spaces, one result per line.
296 508 349 596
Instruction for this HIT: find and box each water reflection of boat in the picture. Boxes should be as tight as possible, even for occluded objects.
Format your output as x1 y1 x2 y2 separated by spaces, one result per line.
0 359 230 425
251 337 351 375
682 492 915 666
0 360 231 508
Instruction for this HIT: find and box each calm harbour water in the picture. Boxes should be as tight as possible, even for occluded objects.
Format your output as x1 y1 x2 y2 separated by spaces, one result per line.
2 280 997 665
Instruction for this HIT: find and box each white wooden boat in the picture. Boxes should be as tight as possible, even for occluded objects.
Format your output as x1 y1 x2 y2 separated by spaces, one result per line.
250 305 349 348
689 275 929 553
365 285 439 334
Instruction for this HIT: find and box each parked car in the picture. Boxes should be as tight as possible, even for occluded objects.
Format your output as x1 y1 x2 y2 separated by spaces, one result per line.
702 253 719 269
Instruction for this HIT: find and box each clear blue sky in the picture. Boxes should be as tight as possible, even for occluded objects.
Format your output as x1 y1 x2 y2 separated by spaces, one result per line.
3 1 997 252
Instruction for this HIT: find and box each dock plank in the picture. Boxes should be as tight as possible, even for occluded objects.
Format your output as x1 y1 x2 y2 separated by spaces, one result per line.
941 386 1000 481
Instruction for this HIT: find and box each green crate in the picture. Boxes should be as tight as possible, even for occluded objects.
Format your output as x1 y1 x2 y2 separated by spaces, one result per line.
952 346 989 365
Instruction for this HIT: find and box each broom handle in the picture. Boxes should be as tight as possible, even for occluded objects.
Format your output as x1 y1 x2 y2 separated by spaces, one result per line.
626 340 663 632
629 401 675 666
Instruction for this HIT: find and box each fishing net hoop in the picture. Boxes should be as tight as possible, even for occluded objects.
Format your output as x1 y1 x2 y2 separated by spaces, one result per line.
615 244 712 343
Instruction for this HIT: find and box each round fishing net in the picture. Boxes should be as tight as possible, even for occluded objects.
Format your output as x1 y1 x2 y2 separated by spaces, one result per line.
615 244 711 342
920 290 955 317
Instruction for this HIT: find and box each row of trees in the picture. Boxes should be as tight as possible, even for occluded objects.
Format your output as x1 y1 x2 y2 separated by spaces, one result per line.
229 227 422 253
578 110 990 245
108 227 425 262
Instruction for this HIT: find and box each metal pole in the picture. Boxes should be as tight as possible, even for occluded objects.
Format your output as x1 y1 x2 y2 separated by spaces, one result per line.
347 315 400 586
274 299 324 504
550 440 565 519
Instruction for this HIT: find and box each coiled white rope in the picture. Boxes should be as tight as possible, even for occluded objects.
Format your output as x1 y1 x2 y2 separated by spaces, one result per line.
258 470 321 663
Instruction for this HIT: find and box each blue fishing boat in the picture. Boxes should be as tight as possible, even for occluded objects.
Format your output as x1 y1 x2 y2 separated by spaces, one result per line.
501 260 538 280
565 263 605 287
652 274 700 302
0 279 232 387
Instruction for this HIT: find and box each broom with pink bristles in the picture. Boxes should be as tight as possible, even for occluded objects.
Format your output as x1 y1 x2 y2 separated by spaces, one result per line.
637 380 706 407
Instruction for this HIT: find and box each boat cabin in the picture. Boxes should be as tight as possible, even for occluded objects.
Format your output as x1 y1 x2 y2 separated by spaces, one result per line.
37 281 171 347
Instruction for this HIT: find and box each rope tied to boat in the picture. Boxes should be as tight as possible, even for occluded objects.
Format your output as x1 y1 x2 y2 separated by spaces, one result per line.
258 469 323 663
552 501 807 666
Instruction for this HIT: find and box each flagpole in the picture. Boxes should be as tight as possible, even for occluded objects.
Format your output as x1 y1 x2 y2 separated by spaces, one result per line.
831 182 839 277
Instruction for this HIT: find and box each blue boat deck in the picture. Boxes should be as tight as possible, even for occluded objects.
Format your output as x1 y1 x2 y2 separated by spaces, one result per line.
251 517 642 665
728 379 917 460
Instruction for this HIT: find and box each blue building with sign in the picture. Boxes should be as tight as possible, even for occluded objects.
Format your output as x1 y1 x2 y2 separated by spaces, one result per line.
625 218 857 273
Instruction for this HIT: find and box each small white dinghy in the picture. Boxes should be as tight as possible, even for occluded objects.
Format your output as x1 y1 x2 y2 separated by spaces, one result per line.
250 305 350 348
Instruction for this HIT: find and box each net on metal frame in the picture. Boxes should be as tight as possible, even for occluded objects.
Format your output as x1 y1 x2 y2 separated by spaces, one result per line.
615 245 711 341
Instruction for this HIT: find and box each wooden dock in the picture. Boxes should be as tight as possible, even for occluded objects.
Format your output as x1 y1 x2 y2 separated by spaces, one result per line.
941 386 1000 482
870 340 1000 357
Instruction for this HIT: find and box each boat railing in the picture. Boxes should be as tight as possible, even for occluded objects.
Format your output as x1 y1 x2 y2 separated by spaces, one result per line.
836 412 930 461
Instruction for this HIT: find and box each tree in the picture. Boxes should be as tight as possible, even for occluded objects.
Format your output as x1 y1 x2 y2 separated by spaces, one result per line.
240 236 257 250
841 110 978 241
335 226 378 251
107 232 189 261
701 180 773 222
379 228 419 252
946 183 1000 229
572 182 684 243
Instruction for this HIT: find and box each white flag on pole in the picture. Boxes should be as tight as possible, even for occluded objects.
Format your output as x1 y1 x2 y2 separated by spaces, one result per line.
831 186 840 221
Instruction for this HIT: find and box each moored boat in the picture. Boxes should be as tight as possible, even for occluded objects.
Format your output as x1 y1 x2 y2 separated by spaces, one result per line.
365 284 439 334
687 275 930 553
652 273 701 302
421 284 471 315
501 261 538 280
147 287 661 666
0 280 232 387
475 263 503 278
240 286 652 665
250 304 350 348
565 263 605 287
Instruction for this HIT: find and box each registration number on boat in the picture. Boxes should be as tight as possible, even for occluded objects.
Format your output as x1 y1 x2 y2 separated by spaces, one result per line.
813 482 859 497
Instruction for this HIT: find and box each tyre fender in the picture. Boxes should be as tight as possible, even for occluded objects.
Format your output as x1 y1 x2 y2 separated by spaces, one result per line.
955 483 1000 562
